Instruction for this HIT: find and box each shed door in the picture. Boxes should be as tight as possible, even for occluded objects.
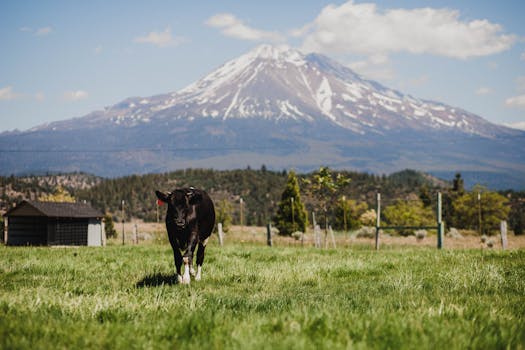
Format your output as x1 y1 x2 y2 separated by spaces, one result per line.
50 219 88 245
7 217 47 246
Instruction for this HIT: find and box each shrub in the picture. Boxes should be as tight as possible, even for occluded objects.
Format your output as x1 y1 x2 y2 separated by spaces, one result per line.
355 226 376 238
446 227 463 239
415 229 427 240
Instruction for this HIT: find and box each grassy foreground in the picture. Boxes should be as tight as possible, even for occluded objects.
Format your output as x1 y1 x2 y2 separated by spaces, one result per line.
1 243 524 349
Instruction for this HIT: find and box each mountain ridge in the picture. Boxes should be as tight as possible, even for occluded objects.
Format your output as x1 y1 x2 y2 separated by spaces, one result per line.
1 44 524 189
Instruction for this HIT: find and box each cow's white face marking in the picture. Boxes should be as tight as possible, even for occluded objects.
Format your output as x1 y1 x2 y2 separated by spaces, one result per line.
182 257 191 284
195 265 202 281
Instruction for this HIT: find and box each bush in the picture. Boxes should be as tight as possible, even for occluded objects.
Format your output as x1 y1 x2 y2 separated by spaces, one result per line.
446 227 463 239
355 226 377 238
415 229 427 240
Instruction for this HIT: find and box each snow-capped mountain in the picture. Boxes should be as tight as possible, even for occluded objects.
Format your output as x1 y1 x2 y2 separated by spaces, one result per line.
2 45 525 188
35 44 512 137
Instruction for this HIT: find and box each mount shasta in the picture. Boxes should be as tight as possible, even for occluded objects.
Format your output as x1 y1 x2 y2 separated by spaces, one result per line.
1 45 524 188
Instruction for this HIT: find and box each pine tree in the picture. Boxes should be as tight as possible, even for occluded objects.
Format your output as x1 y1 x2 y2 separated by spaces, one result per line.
104 214 117 238
274 170 308 236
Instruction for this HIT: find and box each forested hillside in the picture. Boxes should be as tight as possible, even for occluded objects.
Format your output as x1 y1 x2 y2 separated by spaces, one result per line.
1 168 523 235
1 168 444 224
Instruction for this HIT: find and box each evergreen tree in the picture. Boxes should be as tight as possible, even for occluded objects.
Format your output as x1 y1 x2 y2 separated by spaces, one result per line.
274 170 307 235
419 185 432 207
452 173 465 194
508 191 524 235
104 214 117 238
443 172 464 228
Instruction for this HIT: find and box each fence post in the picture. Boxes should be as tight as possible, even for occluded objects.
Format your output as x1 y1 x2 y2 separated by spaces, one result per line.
329 225 337 249
500 221 508 250
217 223 224 246
312 212 319 248
266 223 273 247
375 193 381 250
437 192 444 249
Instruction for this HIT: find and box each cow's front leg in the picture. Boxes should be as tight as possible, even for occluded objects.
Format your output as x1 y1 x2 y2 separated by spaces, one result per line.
181 256 191 284
168 232 184 283
195 238 208 281
182 230 199 284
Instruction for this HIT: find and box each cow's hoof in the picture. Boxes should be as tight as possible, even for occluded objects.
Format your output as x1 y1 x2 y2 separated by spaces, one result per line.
177 275 183 284
195 274 201 281
190 268 196 277
181 275 191 285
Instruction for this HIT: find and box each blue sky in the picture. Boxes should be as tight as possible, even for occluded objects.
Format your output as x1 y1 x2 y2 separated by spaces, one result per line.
1 0 524 131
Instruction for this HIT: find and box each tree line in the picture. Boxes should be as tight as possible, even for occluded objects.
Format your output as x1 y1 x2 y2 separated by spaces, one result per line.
0 168 523 236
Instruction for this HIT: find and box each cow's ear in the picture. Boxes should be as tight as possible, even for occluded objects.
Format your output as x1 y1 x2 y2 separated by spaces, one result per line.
155 190 170 204
188 191 203 205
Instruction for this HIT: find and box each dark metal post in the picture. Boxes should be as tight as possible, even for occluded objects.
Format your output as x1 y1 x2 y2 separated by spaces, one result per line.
240 198 244 233
121 200 125 245
478 192 482 235
437 192 444 249
266 223 272 247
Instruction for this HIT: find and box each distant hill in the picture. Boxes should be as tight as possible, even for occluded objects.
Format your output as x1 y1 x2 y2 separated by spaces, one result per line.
1 45 524 189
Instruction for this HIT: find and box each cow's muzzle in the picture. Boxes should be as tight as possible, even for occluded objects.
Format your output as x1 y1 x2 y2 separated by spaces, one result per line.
175 219 186 227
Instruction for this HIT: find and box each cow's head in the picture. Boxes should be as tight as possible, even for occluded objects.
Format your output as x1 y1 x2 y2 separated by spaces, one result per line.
155 189 202 228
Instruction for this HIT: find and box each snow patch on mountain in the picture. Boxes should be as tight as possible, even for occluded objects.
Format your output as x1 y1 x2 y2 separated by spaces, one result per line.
27 44 516 139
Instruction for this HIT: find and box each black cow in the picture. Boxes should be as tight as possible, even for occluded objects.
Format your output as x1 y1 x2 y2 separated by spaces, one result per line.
155 187 215 284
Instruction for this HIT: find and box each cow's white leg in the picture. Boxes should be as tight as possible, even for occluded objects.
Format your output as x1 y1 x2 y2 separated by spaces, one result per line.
177 274 183 284
195 265 202 281
182 257 191 284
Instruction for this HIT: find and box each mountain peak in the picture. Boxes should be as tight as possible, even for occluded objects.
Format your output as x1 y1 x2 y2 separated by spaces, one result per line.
30 44 516 138
245 44 306 65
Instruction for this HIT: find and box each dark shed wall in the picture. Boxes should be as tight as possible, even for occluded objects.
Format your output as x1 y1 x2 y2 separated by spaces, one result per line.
48 218 88 245
7 217 47 246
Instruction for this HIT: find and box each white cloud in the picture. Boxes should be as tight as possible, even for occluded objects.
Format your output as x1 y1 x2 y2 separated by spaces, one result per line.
35 26 52 36
0 86 18 101
299 1 516 59
134 27 187 48
504 121 525 131
20 26 53 36
63 90 88 101
348 54 395 81
475 87 492 95
206 13 284 43
94 46 103 54
505 94 525 109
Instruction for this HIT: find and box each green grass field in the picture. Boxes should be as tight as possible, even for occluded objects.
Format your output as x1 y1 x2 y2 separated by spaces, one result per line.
1 242 524 349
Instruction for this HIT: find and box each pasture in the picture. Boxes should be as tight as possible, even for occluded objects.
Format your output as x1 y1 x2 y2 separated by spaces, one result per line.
1 237 524 349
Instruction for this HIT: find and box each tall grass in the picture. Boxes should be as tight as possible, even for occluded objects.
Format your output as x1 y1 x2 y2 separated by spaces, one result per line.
1 243 524 349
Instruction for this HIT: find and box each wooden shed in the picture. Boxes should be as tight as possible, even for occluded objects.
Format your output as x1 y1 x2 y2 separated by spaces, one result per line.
3 201 105 246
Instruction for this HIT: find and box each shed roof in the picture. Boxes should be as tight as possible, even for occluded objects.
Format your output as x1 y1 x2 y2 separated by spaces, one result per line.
4 200 103 218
